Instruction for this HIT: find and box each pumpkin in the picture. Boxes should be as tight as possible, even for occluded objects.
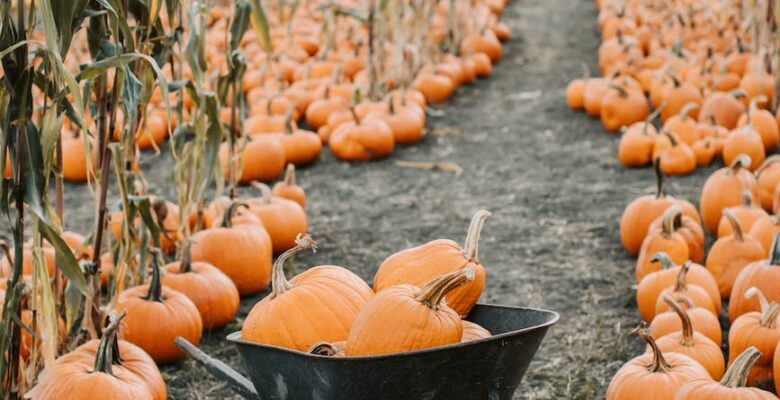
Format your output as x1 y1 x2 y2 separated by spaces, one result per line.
637 252 720 322
601 83 649 132
584 78 610 117
190 201 273 295
369 97 425 145
650 296 722 345
663 102 701 145
219 134 286 183
329 111 395 161
619 121 658 167
414 71 455 104
728 288 780 387
605 328 710 400
275 113 322 166
347 267 475 356
700 154 758 233
248 182 308 254
373 210 490 317
699 90 746 129
272 164 306 208
647 209 705 263
723 125 765 171
242 235 374 351
737 96 779 151
161 244 240 330
655 261 720 316
114 252 203 364
755 156 780 212
635 206 690 283
26 312 166 400
461 320 491 343
653 294 725 380
674 347 777 400
460 31 502 63
739 72 775 109
61 134 96 182
620 162 700 254
730 234 780 321
566 78 586 110
749 211 780 256
660 75 702 123
655 132 697 176
469 52 493 78
716 190 768 238
706 209 765 298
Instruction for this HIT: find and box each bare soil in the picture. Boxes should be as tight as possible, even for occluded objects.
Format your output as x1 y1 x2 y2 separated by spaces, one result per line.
49 0 728 398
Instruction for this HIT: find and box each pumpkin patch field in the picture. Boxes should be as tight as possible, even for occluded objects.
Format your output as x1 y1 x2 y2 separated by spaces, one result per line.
7 0 780 398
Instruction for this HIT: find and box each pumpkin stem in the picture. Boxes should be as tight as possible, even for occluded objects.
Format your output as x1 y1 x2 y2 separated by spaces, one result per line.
675 295 695 309
387 95 395 115
661 294 694 346
748 95 768 118
677 102 698 120
720 347 763 388
740 189 753 207
179 241 193 274
745 286 770 315
308 342 342 356
270 234 317 299
666 71 681 88
250 182 274 204
728 154 751 173
653 159 666 199
650 252 675 270
761 303 780 329
92 311 127 376
143 250 165 302
221 201 250 229
283 164 297 186
642 106 663 136
283 109 295 135
723 208 744 241
415 267 476 310
673 262 691 292
768 233 780 265
349 106 360 125
660 206 681 239
607 82 629 97
661 130 678 146
463 209 492 263
634 326 672 373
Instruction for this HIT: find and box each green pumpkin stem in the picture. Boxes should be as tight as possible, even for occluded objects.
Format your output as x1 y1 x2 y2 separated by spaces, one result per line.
415 267 476 310
720 347 763 388
270 234 317 299
661 294 694 346
143 251 165 302
463 210 491 263
221 201 249 229
92 311 127 375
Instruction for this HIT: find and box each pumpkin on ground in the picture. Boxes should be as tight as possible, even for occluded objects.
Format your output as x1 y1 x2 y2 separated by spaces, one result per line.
674 347 777 400
705 209 765 298
728 287 780 387
248 182 308 254
242 235 374 351
655 262 719 316
635 206 690 283
646 209 705 263
272 164 306 208
730 234 780 322
373 210 490 317
650 296 722 345
700 154 758 234
347 267 475 356
717 190 768 238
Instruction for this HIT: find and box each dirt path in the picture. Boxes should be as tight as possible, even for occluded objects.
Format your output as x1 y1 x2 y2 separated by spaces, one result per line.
50 0 725 398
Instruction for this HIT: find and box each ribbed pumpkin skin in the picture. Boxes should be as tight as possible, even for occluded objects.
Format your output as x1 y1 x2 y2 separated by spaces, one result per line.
606 352 710 399
673 379 778 399
346 284 463 356
190 223 273 296
272 182 306 208
461 320 491 342
699 164 758 234
637 264 720 322
242 265 373 351
115 286 203 364
247 197 308 254
748 216 780 255
635 232 689 283
373 239 485 317
162 261 240 329
647 215 705 263
28 339 165 400
620 196 678 255
706 235 765 298
729 261 780 322
728 312 780 386
655 285 718 316
650 307 722 345
654 332 725 379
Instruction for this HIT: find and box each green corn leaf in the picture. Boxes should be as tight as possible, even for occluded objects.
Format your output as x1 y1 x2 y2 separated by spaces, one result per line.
248 0 273 53
38 220 88 294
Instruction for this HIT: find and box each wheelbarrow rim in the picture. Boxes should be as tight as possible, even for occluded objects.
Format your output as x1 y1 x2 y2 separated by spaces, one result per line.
227 303 560 360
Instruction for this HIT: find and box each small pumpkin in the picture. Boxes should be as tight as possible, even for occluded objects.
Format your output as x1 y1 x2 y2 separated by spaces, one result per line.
566 78 586 110
655 132 697 176
706 209 766 298
674 347 777 400
650 296 722 345
329 110 395 161
275 113 322 166
347 267 475 356
700 154 758 233
698 90 746 130
635 206 690 283
114 252 203 364
723 125 765 171
717 190 768 238
461 320 491 343
272 164 306 208
242 235 374 351
737 96 779 151
248 182 308 254
655 262 719 316
219 134 286 183
373 210 490 317
663 102 701 145
190 201 273 296
605 328 710 400
729 234 780 322
653 294 725 380
601 83 649 132
618 120 658 167
660 74 702 123
583 78 610 117
691 138 718 167
728 288 780 387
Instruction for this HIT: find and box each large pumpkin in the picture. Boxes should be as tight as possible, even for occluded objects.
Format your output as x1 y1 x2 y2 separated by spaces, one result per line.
705 209 765 298
675 347 777 400
700 155 758 234
730 234 780 322
373 210 490 317
347 268 474 356
728 287 780 387
242 235 374 351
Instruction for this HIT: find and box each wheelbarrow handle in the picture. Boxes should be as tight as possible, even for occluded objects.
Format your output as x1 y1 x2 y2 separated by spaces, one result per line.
175 337 258 399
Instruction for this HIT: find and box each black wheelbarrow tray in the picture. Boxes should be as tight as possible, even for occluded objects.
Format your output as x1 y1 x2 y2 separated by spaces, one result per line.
177 303 559 400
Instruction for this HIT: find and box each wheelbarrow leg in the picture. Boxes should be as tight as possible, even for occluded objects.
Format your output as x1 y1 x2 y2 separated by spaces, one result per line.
175 337 258 399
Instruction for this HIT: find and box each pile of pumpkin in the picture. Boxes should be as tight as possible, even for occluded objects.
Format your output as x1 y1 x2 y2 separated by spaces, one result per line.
30 0 513 185
606 158 780 398
566 0 779 176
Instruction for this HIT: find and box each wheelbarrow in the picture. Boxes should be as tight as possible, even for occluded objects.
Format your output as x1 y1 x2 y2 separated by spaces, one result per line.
176 303 559 400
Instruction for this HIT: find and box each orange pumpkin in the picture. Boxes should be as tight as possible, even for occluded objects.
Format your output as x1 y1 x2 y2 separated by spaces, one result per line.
605 328 710 399
242 235 373 351
219 135 286 183
716 190 768 238
660 76 702 123
347 267 475 356
635 206 690 283
663 102 701 145
655 132 697 176
647 209 705 263
728 288 780 387
755 155 780 212
329 113 395 161
373 210 490 317
272 164 306 208
618 121 658 167
675 347 777 400
699 90 746 129
461 321 491 343
114 252 203 364
706 209 765 298
566 78 586 110
460 31 502 63
583 78 610 117
729 234 780 322
737 96 779 151
275 115 322 166
650 296 722 345
601 83 649 132
723 125 765 171
655 262 719 316
248 183 308 254
700 155 758 233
